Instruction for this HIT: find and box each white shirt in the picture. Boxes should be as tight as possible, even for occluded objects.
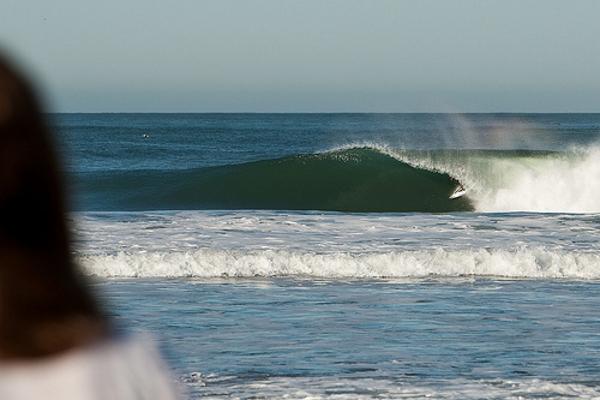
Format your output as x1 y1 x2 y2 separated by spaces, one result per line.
0 334 181 399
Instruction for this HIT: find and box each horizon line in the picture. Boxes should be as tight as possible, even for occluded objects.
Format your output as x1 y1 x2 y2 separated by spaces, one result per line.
46 111 600 115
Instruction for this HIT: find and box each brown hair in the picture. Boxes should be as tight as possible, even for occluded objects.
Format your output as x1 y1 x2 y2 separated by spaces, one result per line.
0 55 107 359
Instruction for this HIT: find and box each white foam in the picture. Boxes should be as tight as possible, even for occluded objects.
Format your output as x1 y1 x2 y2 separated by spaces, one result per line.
79 247 600 279
329 143 600 213
73 211 600 280
472 148 600 212
182 374 600 399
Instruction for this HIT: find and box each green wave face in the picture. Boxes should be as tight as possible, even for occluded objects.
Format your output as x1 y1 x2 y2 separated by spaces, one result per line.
77 148 474 212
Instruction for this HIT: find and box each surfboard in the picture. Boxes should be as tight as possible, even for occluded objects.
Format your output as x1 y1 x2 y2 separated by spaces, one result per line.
449 185 466 199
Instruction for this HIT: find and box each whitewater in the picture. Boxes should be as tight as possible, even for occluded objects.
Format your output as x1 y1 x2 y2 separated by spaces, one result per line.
314 144 600 213
73 210 600 279
331 143 600 213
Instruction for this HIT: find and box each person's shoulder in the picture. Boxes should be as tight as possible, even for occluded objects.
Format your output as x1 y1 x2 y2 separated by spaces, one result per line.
0 332 182 400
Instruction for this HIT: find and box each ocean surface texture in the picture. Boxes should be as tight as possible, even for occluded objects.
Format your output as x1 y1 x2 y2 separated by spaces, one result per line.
56 114 600 399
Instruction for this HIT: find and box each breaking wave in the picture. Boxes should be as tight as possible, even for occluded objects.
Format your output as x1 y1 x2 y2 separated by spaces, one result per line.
374 144 600 213
180 374 600 400
75 144 600 213
79 248 600 279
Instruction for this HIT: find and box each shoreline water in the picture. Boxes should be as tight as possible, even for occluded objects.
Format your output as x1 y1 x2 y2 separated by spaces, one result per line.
97 278 600 399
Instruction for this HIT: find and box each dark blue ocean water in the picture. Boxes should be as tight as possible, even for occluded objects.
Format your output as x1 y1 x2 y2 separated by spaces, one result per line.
60 114 600 398
54 113 599 174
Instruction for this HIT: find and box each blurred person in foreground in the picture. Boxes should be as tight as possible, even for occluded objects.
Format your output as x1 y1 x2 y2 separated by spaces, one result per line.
0 54 180 399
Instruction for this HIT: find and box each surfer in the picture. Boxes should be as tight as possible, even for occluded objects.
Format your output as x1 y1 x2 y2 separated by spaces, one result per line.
449 183 466 199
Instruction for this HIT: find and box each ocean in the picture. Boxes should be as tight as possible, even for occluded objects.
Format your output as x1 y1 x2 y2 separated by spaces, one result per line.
55 113 600 399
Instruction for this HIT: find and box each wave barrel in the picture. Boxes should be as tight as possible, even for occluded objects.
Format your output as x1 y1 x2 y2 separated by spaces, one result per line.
76 148 474 212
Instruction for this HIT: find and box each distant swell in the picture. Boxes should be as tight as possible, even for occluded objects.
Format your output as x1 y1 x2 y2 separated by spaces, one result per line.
76 148 472 212
79 248 600 279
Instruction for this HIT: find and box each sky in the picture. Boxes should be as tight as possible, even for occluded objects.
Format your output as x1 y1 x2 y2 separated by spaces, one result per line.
1 0 599 112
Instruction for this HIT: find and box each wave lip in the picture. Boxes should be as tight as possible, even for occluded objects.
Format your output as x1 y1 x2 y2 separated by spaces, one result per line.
79 248 600 280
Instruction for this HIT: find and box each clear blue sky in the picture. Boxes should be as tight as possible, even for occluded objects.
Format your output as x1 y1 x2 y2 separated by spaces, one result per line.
1 0 599 112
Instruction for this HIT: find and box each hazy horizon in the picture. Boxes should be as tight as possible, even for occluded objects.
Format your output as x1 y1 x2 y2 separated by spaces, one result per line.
47 111 600 115
2 0 599 113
